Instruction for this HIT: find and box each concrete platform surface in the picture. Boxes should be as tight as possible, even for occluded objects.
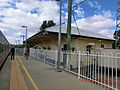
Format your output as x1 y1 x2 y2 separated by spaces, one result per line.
18 56 107 90
10 57 28 90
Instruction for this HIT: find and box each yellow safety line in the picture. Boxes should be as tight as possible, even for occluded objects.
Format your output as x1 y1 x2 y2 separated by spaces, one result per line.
17 56 40 90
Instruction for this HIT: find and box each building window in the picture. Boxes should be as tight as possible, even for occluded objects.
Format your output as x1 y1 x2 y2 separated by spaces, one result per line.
101 44 104 48
86 45 91 53
43 47 46 50
48 47 51 50
63 44 67 51
72 47 75 52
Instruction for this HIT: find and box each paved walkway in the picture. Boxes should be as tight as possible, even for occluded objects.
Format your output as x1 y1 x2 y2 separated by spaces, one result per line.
18 56 107 90
10 57 28 90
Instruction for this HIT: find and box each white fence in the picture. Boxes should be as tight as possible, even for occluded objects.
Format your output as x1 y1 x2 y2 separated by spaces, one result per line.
30 48 120 90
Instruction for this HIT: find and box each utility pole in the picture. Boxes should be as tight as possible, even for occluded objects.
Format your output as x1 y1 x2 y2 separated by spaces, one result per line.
66 0 72 69
15 40 17 45
17 40 20 45
20 35 25 44
57 0 62 71
21 26 27 48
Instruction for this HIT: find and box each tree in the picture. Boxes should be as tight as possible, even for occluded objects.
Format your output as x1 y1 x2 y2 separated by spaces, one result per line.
113 30 120 48
40 20 47 31
113 30 120 39
40 20 56 31
47 20 56 28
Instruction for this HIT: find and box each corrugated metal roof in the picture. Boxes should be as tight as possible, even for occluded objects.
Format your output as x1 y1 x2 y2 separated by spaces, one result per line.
0 30 9 44
45 24 114 40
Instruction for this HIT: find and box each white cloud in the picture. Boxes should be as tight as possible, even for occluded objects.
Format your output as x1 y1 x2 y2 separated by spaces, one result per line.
74 0 85 4
72 11 115 38
0 0 115 44
0 0 12 3
0 0 59 44
74 7 85 18
87 0 101 10
63 3 68 9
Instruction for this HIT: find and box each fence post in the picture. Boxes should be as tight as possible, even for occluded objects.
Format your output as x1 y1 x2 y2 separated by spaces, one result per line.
78 51 81 79
66 52 70 70
44 50 46 62
112 56 113 88
33 49 35 58
107 55 110 88
36 49 38 59
35 49 36 58
55 50 58 67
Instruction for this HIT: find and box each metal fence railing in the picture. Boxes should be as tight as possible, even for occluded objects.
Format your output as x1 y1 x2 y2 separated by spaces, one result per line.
30 48 120 90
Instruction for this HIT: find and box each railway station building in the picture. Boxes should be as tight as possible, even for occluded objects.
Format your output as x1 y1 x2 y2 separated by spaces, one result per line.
27 24 114 52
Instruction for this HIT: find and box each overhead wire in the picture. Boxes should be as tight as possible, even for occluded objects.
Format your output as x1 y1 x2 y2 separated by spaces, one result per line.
72 12 81 35
72 0 88 36
73 0 87 10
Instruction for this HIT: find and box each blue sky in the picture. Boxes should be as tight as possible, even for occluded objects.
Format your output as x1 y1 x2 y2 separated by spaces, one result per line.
0 0 116 44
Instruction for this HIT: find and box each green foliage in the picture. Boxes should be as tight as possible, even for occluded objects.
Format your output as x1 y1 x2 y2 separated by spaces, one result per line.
47 20 56 28
113 30 120 48
39 20 56 31
113 30 120 39
40 21 47 31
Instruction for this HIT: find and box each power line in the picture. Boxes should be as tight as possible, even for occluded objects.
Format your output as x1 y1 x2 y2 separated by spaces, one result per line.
73 0 87 10
72 0 88 36
72 12 80 35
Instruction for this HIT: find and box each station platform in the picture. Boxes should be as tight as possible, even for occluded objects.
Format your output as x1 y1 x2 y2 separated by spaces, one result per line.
0 55 107 90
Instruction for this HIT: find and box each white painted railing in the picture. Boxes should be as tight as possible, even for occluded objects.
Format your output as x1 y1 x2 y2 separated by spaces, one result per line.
30 48 119 90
